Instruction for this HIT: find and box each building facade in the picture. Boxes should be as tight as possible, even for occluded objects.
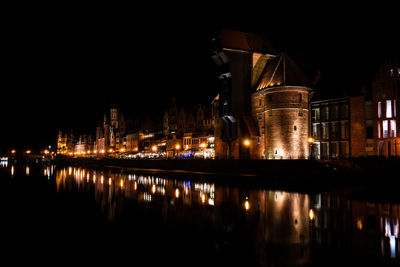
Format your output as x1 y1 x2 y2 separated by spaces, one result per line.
372 61 400 157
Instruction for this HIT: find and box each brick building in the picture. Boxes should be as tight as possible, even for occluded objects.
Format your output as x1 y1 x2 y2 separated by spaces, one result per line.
252 54 312 159
372 60 400 157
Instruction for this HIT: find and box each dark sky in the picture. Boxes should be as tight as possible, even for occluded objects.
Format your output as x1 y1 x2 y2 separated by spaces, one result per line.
1 4 399 152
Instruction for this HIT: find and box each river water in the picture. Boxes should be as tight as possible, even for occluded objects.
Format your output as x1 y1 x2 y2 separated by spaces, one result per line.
0 161 399 266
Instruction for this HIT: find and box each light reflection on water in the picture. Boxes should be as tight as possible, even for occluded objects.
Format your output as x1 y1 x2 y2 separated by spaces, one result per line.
1 162 399 265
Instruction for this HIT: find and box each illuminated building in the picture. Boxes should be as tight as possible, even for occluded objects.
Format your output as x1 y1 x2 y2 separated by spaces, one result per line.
57 130 74 155
252 54 312 159
94 104 128 156
372 60 400 157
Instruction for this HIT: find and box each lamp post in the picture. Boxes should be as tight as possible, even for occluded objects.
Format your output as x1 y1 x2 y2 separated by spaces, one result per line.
243 138 250 159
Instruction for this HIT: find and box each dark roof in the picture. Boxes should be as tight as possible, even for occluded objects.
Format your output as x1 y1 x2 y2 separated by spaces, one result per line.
219 29 278 54
254 53 311 91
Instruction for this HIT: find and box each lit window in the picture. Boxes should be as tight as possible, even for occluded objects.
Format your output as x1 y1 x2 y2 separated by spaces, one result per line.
386 100 392 118
378 101 382 118
390 120 396 137
383 120 388 138
377 122 381 138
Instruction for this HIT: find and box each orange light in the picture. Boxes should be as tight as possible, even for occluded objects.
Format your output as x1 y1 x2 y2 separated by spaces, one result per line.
26 150 31 154
11 150 16 154
309 209 315 221
175 144 180 150
200 143 206 148
175 188 179 198
308 137 314 143
243 139 250 147
151 145 157 152
244 200 250 211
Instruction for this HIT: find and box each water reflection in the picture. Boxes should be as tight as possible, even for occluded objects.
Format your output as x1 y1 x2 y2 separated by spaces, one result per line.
1 162 399 265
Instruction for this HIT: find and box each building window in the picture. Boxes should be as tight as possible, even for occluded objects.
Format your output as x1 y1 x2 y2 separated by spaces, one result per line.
378 101 382 118
330 122 340 139
386 100 392 118
340 142 349 158
312 123 321 139
340 103 349 119
268 95 272 102
294 125 297 131
322 123 329 140
321 142 329 159
311 108 320 122
299 93 302 102
259 99 262 106
330 142 339 159
330 104 339 121
321 105 329 121
341 121 349 139
383 120 389 138
390 120 396 137
377 122 381 138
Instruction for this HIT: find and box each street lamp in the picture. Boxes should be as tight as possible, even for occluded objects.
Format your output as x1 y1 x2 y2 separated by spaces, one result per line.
308 137 314 159
243 139 250 147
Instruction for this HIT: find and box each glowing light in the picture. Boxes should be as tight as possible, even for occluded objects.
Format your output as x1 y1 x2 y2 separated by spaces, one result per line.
201 194 206 204
11 150 16 154
26 150 31 154
244 199 250 211
101 176 104 184
100 150 105 154
108 149 113 153
175 188 179 198
94 150 97 154
151 145 157 152
175 144 180 150
120 179 124 188
108 178 112 185
152 184 156 194
309 209 315 221
120 148 125 153
308 137 314 143
200 143 206 148
134 182 137 190
11 166 14 176
26 166 30 175
243 139 250 147
356 218 363 230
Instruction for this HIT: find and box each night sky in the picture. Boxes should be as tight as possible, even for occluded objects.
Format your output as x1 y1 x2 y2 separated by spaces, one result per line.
1 4 399 153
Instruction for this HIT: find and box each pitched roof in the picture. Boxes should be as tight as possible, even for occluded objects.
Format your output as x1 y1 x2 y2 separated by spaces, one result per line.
255 53 310 91
219 29 278 54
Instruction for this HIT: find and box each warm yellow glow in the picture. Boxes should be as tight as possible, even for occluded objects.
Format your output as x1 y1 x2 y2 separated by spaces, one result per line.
201 194 206 204
356 218 363 230
44 150 49 154
175 144 180 150
108 178 112 185
308 137 314 143
309 209 315 221
94 150 97 154
100 150 105 154
175 188 179 198
243 139 250 147
87 150 91 154
120 179 124 188
101 176 104 184
11 150 16 154
134 182 137 190
200 143 206 148
11 166 14 176
108 149 113 153
244 200 250 211
26 150 31 154
151 145 157 152
152 184 156 194
120 148 125 153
